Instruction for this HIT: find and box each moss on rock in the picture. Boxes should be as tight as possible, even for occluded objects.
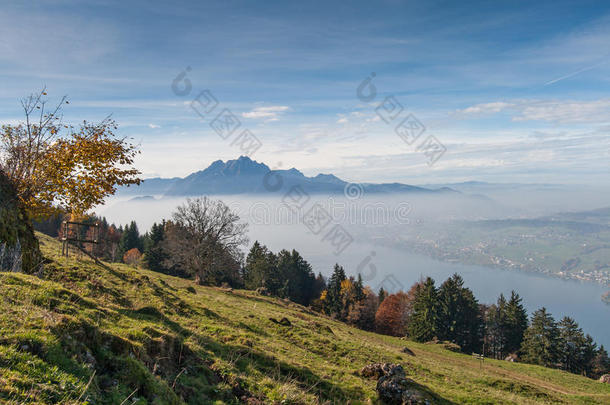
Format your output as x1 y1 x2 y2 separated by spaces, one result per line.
0 170 41 273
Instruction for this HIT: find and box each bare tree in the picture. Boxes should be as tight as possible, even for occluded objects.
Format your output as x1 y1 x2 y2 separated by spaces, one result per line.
0 89 66 210
163 197 248 285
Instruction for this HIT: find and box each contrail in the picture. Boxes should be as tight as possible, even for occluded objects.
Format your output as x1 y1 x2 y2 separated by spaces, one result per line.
544 60 608 86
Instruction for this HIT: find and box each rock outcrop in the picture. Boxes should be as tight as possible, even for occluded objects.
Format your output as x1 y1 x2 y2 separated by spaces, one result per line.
361 363 434 404
0 170 41 273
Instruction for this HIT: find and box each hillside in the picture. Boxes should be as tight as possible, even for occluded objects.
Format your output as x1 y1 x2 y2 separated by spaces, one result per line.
0 234 609 404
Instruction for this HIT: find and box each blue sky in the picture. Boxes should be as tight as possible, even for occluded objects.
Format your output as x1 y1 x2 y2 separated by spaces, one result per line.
1 0 610 185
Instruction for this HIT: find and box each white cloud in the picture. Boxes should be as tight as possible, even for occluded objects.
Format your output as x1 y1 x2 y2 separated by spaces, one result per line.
337 117 348 124
148 123 160 129
514 99 610 123
241 105 290 121
457 99 610 124
459 102 514 115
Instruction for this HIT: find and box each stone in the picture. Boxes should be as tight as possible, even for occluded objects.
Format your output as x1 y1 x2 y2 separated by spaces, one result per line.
402 347 416 356
0 170 41 274
361 363 434 404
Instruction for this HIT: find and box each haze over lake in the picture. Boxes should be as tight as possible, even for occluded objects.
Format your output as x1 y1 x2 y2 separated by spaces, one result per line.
99 191 610 348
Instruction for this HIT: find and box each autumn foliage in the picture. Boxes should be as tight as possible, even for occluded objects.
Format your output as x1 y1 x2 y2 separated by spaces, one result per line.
123 248 142 267
375 292 411 336
0 90 141 219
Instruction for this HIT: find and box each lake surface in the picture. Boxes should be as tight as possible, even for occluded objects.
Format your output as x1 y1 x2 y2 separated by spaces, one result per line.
249 224 610 348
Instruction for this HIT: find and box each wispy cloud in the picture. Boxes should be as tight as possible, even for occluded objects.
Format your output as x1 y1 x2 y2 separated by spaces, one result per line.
241 106 290 122
459 102 515 115
457 99 610 124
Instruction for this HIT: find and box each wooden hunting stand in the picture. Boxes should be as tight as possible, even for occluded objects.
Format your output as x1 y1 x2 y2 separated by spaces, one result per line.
61 220 100 258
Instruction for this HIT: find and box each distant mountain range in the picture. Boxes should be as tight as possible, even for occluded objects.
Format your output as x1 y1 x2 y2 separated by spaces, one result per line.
119 156 457 197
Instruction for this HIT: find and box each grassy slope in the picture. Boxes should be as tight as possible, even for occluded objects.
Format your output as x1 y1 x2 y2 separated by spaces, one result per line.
0 234 608 404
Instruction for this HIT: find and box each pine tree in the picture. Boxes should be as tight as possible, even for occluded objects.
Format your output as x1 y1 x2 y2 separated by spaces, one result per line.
143 221 167 273
558 317 588 373
521 307 560 367
407 277 439 342
118 221 141 261
276 249 316 305
485 294 508 359
437 273 482 353
378 287 387 304
243 241 278 292
354 273 365 302
590 345 610 379
504 291 528 355
325 264 347 318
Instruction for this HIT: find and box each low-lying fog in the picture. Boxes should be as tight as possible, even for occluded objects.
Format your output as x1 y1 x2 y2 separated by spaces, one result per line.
100 185 610 233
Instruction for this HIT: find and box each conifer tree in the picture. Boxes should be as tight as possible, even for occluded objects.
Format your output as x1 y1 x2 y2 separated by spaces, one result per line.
118 221 141 261
325 264 347 318
407 277 439 342
437 273 482 353
521 307 560 367
504 291 529 355
590 345 610 378
244 241 278 291
378 287 387 304
143 221 167 272
485 294 508 359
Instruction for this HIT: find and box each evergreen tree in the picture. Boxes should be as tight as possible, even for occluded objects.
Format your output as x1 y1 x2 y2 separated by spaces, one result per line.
313 272 327 300
276 249 316 305
437 273 482 353
485 294 508 359
504 291 528 355
521 307 560 367
582 334 598 377
243 241 279 292
590 345 610 379
378 287 387 304
143 221 168 273
354 273 365 302
118 221 141 260
558 317 589 373
407 277 439 342
325 264 347 318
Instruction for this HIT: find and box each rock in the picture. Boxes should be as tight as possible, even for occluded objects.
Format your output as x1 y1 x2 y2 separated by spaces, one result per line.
361 363 394 379
505 353 518 362
255 287 269 296
0 170 42 274
600 374 610 383
441 342 461 353
361 363 434 404
402 347 416 356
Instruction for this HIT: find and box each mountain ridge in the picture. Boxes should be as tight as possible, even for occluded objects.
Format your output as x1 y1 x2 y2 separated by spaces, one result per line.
120 156 456 197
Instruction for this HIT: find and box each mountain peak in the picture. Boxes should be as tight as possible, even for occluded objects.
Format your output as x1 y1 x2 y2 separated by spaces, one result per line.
122 156 455 196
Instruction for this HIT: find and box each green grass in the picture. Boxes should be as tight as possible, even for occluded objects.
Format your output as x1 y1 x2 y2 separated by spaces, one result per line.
0 234 608 404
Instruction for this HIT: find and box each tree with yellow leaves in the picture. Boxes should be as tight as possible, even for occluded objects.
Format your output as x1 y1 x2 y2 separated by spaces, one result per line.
0 90 141 219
